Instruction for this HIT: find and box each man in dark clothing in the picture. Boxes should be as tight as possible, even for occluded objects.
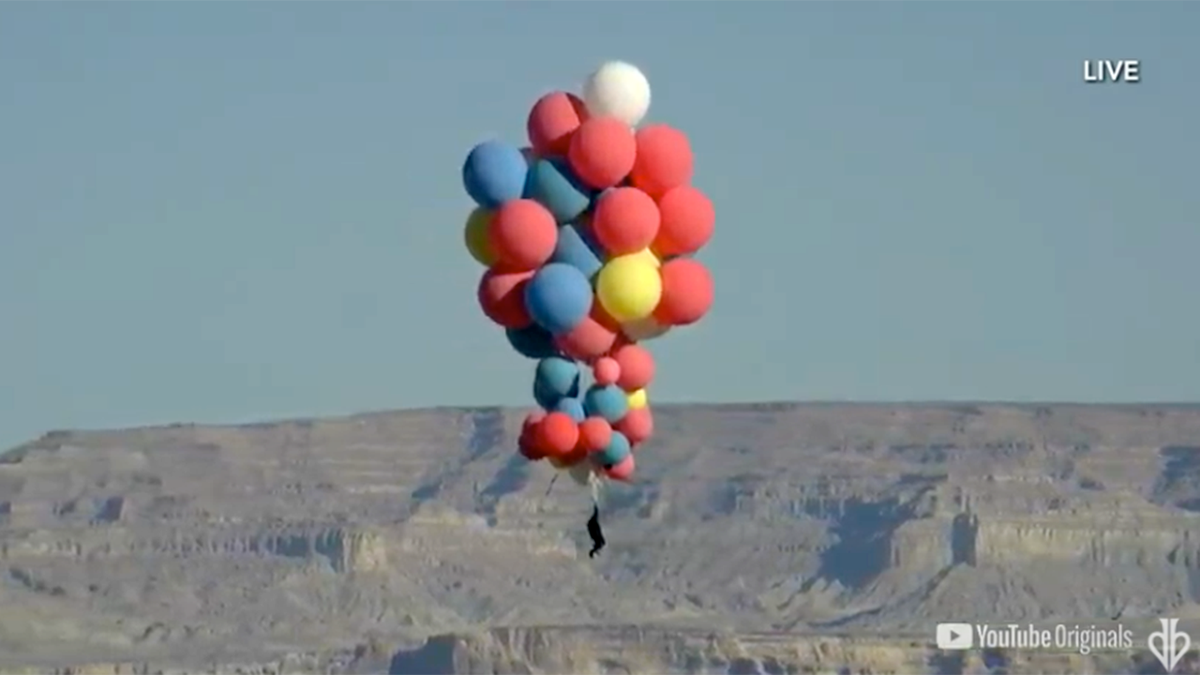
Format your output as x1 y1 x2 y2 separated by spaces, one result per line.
586 504 606 558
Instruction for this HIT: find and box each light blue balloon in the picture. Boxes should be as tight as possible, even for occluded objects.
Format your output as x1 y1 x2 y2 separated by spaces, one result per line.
524 158 592 223
505 324 558 360
595 430 631 467
554 397 586 423
535 356 581 399
583 384 629 423
534 379 562 411
524 263 593 335
550 221 604 280
463 141 528 209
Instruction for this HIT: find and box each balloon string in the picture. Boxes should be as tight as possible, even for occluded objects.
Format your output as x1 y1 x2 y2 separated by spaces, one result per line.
544 472 560 497
589 470 601 507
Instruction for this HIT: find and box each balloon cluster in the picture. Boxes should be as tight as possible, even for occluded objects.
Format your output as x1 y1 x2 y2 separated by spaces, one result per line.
461 61 715 485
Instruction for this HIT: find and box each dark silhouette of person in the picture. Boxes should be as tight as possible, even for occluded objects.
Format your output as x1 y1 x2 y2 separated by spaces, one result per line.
587 504 605 558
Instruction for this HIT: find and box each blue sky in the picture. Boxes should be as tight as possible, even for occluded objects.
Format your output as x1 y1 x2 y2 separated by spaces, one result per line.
1 3 1196 449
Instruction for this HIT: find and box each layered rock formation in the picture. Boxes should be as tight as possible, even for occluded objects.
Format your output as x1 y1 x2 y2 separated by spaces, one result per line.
1 403 1199 673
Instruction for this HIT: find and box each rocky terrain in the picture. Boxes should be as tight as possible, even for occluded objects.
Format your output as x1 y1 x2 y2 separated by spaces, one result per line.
1 403 1200 673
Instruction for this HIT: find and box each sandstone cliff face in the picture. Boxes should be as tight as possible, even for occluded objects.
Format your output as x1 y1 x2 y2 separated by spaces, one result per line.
1 403 1199 673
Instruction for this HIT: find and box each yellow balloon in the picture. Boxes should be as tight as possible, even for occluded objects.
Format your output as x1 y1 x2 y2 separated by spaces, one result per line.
628 247 661 268
627 388 648 409
463 207 496 266
622 315 671 341
596 253 662 322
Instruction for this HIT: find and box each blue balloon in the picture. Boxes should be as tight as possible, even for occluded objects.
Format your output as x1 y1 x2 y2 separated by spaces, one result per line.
463 141 528 209
583 384 629 423
554 397 586 423
550 221 604 280
505 324 558 360
535 356 580 399
595 430 631 467
534 379 562 410
524 158 592 223
524 263 593 335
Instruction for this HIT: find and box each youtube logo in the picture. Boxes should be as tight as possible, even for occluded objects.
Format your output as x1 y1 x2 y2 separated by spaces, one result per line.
936 623 973 650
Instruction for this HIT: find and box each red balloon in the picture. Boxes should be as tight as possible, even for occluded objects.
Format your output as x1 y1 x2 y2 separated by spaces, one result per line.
615 406 653 446
555 307 620 362
477 269 533 328
521 410 546 437
578 417 613 452
612 343 655 391
608 332 633 354
604 454 635 481
527 92 588 157
591 187 660 256
630 125 694 198
488 200 558 271
592 356 620 386
652 186 714 258
537 412 579 457
518 437 543 461
518 411 548 460
654 258 714 326
519 432 547 461
568 117 636 189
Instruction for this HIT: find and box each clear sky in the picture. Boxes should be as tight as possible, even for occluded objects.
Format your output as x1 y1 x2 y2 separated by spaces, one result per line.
1 3 1196 450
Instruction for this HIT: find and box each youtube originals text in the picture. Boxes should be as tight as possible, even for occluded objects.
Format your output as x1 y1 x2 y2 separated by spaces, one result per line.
976 624 1134 655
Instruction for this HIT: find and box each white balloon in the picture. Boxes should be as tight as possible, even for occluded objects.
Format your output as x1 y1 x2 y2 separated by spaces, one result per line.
567 461 595 487
583 61 651 126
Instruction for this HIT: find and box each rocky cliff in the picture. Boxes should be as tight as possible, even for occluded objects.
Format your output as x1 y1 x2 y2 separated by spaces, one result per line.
1 403 1199 673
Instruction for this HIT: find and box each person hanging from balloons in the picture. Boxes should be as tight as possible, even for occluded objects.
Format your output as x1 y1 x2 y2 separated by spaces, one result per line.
458 61 715 559
586 503 606 558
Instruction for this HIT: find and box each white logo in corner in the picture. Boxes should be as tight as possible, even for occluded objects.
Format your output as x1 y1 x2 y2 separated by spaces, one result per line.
1149 618 1191 673
936 623 973 650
